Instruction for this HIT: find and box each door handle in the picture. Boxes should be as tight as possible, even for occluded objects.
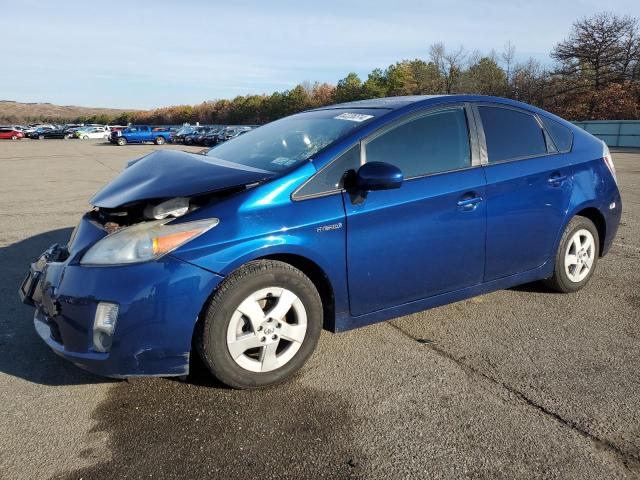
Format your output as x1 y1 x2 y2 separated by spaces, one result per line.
457 195 483 211
548 173 567 185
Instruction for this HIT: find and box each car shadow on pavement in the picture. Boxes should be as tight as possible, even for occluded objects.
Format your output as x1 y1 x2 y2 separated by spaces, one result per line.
508 281 558 293
0 228 114 386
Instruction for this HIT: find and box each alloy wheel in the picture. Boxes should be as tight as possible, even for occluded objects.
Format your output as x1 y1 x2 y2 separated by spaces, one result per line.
226 287 307 373
564 228 595 283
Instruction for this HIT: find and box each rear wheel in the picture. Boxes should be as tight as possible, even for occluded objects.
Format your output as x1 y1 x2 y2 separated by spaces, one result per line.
116 137 127 146
196 260 323 389
544 216 599 293
154 136 165 145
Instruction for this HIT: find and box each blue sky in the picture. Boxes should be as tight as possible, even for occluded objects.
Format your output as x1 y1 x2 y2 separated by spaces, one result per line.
1 0 638 109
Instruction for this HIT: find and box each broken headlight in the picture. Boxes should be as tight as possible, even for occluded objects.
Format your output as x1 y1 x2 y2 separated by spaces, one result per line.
144 197 190 220
80 218 219 265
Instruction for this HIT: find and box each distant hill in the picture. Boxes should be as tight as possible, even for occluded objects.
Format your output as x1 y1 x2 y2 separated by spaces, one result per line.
0 100 141 124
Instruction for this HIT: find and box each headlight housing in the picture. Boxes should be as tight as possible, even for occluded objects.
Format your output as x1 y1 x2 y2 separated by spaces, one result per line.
81 218 219 265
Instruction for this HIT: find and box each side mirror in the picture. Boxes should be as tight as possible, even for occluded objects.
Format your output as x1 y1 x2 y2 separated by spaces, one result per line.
356 162 403 191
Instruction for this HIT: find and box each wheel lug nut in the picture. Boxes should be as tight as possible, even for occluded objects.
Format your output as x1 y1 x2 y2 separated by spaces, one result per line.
257 326 263 331
272 335 277 340
260 336 266 342
267 318 272 323
277 323 281 328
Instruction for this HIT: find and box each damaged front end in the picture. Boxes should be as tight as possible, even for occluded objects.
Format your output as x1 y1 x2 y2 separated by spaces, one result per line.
16 148 277 377
19 209 225 377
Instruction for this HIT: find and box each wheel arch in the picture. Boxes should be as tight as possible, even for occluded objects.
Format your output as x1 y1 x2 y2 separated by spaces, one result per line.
574 207 606 257
190 251 338 362
258 253 336 332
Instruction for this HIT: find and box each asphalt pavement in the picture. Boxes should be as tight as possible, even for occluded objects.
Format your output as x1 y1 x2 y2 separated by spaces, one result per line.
0 139 638 479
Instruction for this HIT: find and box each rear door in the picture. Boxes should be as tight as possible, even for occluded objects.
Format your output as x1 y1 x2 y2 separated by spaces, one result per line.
343 105 487 316
475 104 573 281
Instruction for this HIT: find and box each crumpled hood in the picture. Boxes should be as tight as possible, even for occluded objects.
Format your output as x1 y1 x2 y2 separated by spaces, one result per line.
91 149 275 208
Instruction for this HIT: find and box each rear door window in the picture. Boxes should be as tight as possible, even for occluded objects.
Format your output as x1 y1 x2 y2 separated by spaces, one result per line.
478 106 547 163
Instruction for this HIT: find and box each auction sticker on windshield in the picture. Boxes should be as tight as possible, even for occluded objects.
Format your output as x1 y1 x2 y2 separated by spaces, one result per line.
334 112 374 122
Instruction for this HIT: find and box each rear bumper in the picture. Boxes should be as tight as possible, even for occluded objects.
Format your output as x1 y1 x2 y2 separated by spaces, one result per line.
601 189 622 257
21 232 223 377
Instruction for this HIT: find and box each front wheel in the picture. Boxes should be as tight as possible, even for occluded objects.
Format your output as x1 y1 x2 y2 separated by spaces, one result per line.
11 135 17 140
196 260 323 389
544 216 599 293
154 136 165 145
116 137 127 146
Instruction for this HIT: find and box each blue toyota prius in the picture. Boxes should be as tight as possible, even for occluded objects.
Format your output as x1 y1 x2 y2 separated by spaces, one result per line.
20 95 621 388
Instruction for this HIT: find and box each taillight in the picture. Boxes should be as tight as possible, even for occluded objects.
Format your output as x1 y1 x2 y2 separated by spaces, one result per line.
602 142 617 184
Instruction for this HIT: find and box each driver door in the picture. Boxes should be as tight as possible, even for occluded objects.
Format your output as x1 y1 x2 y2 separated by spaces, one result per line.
343 106 486 316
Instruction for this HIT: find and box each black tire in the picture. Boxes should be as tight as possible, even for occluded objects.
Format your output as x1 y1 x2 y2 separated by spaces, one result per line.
196 260 323 389
543 216 600 293
117 137 127 146
154 136 165 145
184 137 192 145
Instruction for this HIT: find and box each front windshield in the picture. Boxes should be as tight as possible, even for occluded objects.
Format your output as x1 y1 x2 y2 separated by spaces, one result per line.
206 108 386 172
176 126 195 135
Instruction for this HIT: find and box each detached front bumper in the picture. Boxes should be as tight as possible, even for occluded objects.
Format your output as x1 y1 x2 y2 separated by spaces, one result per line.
19 222 223 378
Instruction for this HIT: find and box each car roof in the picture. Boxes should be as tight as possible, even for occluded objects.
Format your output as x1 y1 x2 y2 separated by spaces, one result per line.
314 94 544 114
310 94 574 128
316 95 448 110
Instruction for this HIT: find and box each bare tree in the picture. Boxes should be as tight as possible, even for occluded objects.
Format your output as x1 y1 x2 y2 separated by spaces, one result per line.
429 43 466 93
301 80 314 95
512 57 547 105
618 21 640 81
501 41 516 84
552 12 638 89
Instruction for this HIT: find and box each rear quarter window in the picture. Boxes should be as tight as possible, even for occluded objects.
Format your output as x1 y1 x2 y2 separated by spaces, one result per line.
478 106 547 163
539 116 573 153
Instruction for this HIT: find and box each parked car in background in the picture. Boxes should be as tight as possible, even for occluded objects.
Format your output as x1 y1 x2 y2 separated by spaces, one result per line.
0 128 25 140
110 125 172 145
28 127 68 139
23 124 55 135
201 128 224 147
183 126 211 145
216 126 253 144
76 126 111 140
63 126 83 138
172 125 199 144
193 127 227 146
1 125 26 133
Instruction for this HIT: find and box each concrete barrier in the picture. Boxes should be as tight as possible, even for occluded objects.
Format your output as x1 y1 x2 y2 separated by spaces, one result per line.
572 120 640 148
